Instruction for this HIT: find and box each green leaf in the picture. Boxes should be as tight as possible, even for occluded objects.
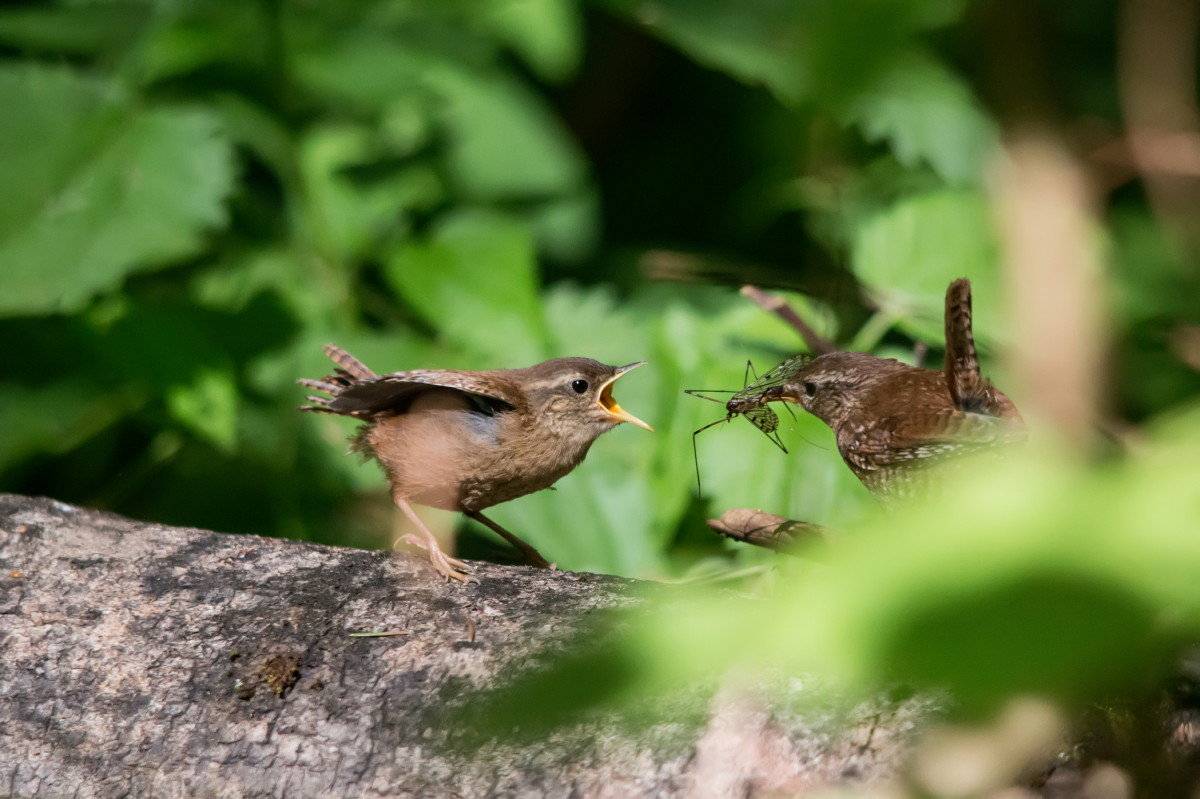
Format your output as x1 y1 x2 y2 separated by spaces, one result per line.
0 64 234 317
851 189 1003 345
137 4 272 84
428 65 588 201
0 3 152 59
0 381 127 473
167 367 239 453
385 210 549 365
842 51 998 185
601 0 969 108
296 123 443 261
602 0 808 103
486 0 583 82
293 26 594 254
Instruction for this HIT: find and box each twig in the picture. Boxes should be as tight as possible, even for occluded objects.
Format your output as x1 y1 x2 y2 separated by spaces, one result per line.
740 285 836 354
462 613 476 643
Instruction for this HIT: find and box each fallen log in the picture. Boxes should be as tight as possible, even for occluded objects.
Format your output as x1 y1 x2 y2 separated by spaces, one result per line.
0 494 923 798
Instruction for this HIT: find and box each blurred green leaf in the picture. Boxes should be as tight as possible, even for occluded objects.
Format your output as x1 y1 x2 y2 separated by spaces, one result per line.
602 0 808 103
137 4 270 83
495 425 1200 724
428 65 588 202
486 0 582 82
851 189 1002 345
0 382 128 473
0 64 234 316
386 210 549 365
0 3 152 59
293 27 593 257
603 0 968 108
842 51 998 185
297 123 442 261
166 367 239 453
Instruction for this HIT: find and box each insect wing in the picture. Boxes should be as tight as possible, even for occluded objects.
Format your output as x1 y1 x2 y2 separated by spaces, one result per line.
734 354 809 399
744 406 788 453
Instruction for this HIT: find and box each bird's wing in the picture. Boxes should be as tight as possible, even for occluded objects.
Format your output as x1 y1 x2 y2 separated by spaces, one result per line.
841 411 1027 471
325 370 521 416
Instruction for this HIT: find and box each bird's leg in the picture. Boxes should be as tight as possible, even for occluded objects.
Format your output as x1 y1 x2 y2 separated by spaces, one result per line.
466 511 553 569
395 497 476 583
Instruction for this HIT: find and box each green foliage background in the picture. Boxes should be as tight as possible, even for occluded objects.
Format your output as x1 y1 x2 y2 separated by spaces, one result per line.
4 0 1200 783
2 0 1197 577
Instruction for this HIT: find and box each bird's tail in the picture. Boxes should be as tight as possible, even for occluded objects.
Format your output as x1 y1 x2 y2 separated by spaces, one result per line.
298 345 377 415
944 279 991 413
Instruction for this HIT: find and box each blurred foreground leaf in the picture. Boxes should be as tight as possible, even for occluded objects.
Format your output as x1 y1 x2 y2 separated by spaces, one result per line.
479 409 1200 728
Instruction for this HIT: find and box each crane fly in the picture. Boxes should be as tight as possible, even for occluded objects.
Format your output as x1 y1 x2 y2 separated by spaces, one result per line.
684 354 810 494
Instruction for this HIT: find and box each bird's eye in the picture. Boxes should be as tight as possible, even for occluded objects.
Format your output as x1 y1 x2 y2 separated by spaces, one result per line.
804 381 818 397
571 379 589 394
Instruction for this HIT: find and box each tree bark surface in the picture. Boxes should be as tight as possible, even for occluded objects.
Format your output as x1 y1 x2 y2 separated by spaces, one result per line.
0 494 923 798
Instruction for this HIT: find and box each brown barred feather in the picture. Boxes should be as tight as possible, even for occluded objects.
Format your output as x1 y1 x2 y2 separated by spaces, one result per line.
323 344 376 380
944 278 989 413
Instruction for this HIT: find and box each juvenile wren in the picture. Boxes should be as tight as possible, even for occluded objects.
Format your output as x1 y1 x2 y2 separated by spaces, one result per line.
300 346 652 581
762 279 1025 502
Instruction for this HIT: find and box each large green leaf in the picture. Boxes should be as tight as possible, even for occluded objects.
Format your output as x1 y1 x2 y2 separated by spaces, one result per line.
0 3 152 59
428 65 588 202
296 122 443 262
601 0 968 108
0 64 234 316
486 0 583 82
0 381 128 473
293 28 595 257
385 210 549 366
850 189 1003 345
842 51 998 185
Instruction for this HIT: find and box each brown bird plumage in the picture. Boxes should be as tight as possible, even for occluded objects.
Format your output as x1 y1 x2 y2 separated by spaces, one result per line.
754 279 1025 503
300 346 652 581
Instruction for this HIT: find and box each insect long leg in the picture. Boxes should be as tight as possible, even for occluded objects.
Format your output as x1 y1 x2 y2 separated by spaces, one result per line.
684 389 740 404
690 416 731 496
747 359 761 384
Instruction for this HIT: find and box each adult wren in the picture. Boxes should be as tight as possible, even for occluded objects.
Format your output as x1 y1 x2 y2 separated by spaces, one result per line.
299 347 652 581
761 279 1026 503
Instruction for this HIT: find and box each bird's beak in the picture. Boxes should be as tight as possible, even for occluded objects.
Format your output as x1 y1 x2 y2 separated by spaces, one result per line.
598 362 654 432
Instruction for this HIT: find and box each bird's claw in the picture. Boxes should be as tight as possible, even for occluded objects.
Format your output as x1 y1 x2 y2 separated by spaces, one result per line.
401 533 477 583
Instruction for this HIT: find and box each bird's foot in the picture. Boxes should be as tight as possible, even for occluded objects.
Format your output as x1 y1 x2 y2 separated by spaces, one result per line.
401 534 478 584
516 546 553 570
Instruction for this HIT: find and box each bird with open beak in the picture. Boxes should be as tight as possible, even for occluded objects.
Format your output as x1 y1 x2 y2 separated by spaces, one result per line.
300 346 652 581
